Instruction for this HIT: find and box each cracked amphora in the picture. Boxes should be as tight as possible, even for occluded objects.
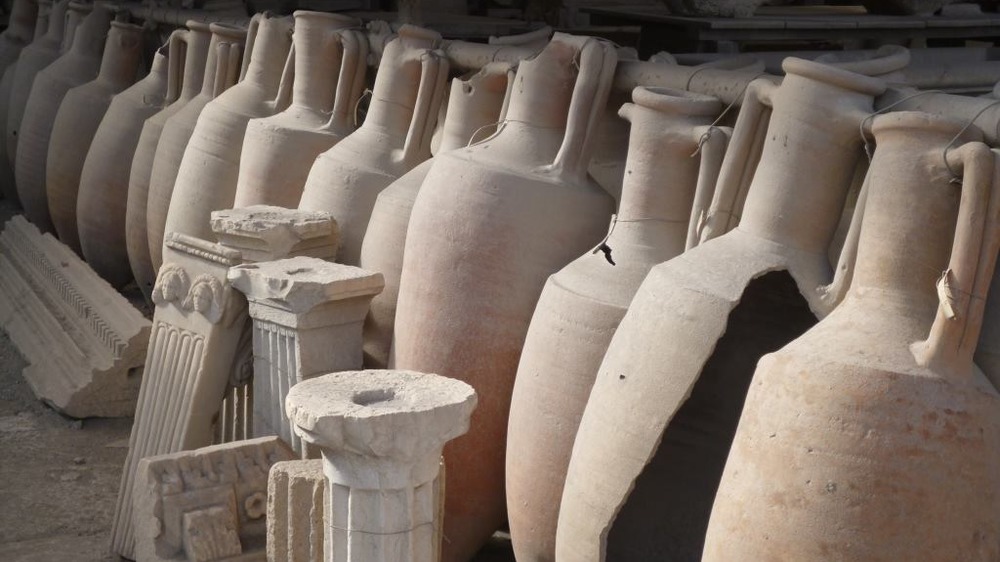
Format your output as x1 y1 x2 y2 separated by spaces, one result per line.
557 56 889 562
705 111 1000 562
391 33 617 562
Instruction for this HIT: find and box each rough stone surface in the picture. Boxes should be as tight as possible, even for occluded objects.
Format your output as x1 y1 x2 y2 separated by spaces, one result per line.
211 205 339 264
267 460 326 562
0 216 150 418
132 436 295 562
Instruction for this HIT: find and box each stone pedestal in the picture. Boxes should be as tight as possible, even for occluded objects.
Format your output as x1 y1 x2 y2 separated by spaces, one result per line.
229 257 384 453
111 206 338 559
286 370 476 562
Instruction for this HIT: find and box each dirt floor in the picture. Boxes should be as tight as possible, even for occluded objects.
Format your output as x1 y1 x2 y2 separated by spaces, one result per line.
0 200 515 562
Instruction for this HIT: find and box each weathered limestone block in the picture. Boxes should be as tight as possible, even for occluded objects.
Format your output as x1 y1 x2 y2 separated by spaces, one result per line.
211 206 340 445
267 460 326 562
112 232 248 560
229 257 384 452
133 436 296 562
113 207 339 559
287 370 476 562
0 216 150 417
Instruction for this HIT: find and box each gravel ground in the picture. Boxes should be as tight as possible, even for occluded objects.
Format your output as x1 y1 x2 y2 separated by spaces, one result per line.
0 200 515 561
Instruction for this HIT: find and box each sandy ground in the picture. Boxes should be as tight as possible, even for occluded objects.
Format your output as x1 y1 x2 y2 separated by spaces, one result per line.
0 200 515 561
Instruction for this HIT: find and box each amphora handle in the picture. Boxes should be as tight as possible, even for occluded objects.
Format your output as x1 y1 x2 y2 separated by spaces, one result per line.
698 78 776 243
913 143 1000 374
401 49 449 164
213 40 243 98
329 29 369 130
238 13 262 83
165 29 187 104
687 125 731 250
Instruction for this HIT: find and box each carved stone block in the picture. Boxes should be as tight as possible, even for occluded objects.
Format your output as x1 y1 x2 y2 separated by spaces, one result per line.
267 460 326 562
228 257 384 452
0 216 150 417
133 436 295 562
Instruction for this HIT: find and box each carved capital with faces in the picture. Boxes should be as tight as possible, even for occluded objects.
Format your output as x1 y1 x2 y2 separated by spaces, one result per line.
152 264 230 324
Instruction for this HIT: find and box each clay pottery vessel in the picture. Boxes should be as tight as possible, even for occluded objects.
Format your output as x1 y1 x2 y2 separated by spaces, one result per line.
555 58 887 562
0 0 40 201
145 22 246 271
162 13 293 249
298 24 448 266
76 40 173 287
506 87 728 562
125 21 214 300
15 1 110 233
359 63 512 369
5 0 70 185
233 11 367 208
704 111 1000 561
47 21 141 254
391 34 618 562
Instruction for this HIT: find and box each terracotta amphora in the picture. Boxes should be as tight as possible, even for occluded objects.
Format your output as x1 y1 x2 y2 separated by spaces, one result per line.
506 87 728 562
555 57 887 562
145 22 246 271
76 40 174 288
233 11 367 208
15 1 109 233
162 13 292 249
391 33 618 562
5 0 70 187
0 0 40 201
359 62 512 369
46 21 141 254
297 24 448 266
704 111 1000 561
125 20 215 301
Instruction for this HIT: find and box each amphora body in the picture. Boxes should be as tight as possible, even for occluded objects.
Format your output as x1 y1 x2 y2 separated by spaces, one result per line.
47 21 141 253
359 63 511 368
6 0 71 185
125 20 215 299
15 2 109 233
164 13 293 245
391 34 617 562
145 22 245 270
234 11 367 208
298 24 448 265
0 0 40 200
556 58 886 561
704 112 1000 562
506 87 726 562
77 41 173 287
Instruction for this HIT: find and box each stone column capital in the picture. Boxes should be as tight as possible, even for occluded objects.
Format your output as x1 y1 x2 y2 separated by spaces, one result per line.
211 205 339 263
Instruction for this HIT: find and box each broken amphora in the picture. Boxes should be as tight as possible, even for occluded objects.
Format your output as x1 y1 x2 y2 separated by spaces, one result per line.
391 33 617 562
298 24 448 266
704 111 1000 561
556 56 888 562
506 86 728 562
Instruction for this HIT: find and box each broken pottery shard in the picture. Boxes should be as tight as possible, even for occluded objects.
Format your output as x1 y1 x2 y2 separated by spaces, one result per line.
267 460 326 562
111 232 246 560
211 206 339 264
0 216 150 417
133 436 295 562
287 370 476 562
228 256 384 453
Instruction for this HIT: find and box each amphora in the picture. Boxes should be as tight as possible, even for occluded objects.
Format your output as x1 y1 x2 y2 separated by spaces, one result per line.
359 62 512 369
77 39 173 287
234 11 367 208
297 24 448 266
704 111 1000 561
506 87 728 562
0 0 40 200
145 22 246 271
125 20 215 300
47 21 142 254
15 1 109 233
163 13 293 245
556 57 887 561
391 34 617 562
5 0 72 199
